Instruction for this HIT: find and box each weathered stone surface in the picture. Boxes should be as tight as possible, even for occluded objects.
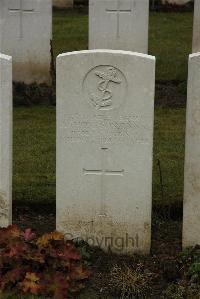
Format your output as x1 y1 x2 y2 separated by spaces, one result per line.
193 0 200 53
0 53 12 227
56 50 155 254
89 0 149 53
0 0 52 84
53 0 73 8
183 53 200 247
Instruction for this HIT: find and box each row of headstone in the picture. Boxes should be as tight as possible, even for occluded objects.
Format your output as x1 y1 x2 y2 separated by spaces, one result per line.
0 49 151 255
1 0 200 254
2 47 200 254
1 49 155 254
0 0 199 85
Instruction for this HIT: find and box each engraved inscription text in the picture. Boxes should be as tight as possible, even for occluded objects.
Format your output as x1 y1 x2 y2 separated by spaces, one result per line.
61 114 150 145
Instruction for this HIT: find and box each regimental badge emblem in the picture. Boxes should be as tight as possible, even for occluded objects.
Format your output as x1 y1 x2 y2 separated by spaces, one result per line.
83 65 127 110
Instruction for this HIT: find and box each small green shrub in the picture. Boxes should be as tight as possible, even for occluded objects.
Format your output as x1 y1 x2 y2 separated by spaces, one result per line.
188 262 200 277
180 246 200 279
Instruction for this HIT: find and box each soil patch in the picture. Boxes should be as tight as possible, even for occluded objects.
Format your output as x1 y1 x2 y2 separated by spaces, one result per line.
14 81 187 108
155 81 187 107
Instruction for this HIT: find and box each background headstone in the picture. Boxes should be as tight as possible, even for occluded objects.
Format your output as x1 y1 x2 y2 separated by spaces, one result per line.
0 53 12 227
53 0 73 9
193 0 200 53
0 0 52 84
183 53 200 247
89 0 149 53
56 50 155 254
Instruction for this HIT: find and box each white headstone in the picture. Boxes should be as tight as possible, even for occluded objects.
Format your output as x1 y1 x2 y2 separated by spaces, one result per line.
89 0 149 53
0 53 12 227
0 0 52 84
183 53 200 247
193 0 200 53
56 50 155 254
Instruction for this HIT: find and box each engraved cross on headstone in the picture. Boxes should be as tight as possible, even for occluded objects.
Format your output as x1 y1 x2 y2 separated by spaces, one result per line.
8 0 35 39
83 147 124 216
106 0 133 38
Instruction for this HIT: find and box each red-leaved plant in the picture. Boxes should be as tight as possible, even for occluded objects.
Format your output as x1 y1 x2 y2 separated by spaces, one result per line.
0 225 91 298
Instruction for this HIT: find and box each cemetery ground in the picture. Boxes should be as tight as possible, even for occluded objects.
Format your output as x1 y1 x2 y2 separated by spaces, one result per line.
4 8 200 299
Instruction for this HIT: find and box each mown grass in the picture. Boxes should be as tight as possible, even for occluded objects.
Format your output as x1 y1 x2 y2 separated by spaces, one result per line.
149 12 193 81
13 107 185 205
13 107 56 203
153 107 186 204
53 10 193 81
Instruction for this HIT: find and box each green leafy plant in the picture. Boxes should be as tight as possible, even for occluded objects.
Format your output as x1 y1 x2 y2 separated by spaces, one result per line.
180 246 200 279
0 225 91 298
188 262 200 277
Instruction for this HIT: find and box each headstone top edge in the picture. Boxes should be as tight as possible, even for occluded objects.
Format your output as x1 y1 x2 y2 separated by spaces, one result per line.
57 50 155 61
189 52 200 60
0 53 12 62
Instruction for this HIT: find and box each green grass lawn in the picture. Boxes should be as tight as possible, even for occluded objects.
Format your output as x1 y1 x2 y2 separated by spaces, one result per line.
53 10 193 82
13 107 56 203
13 106 186 205
153 107 186 204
